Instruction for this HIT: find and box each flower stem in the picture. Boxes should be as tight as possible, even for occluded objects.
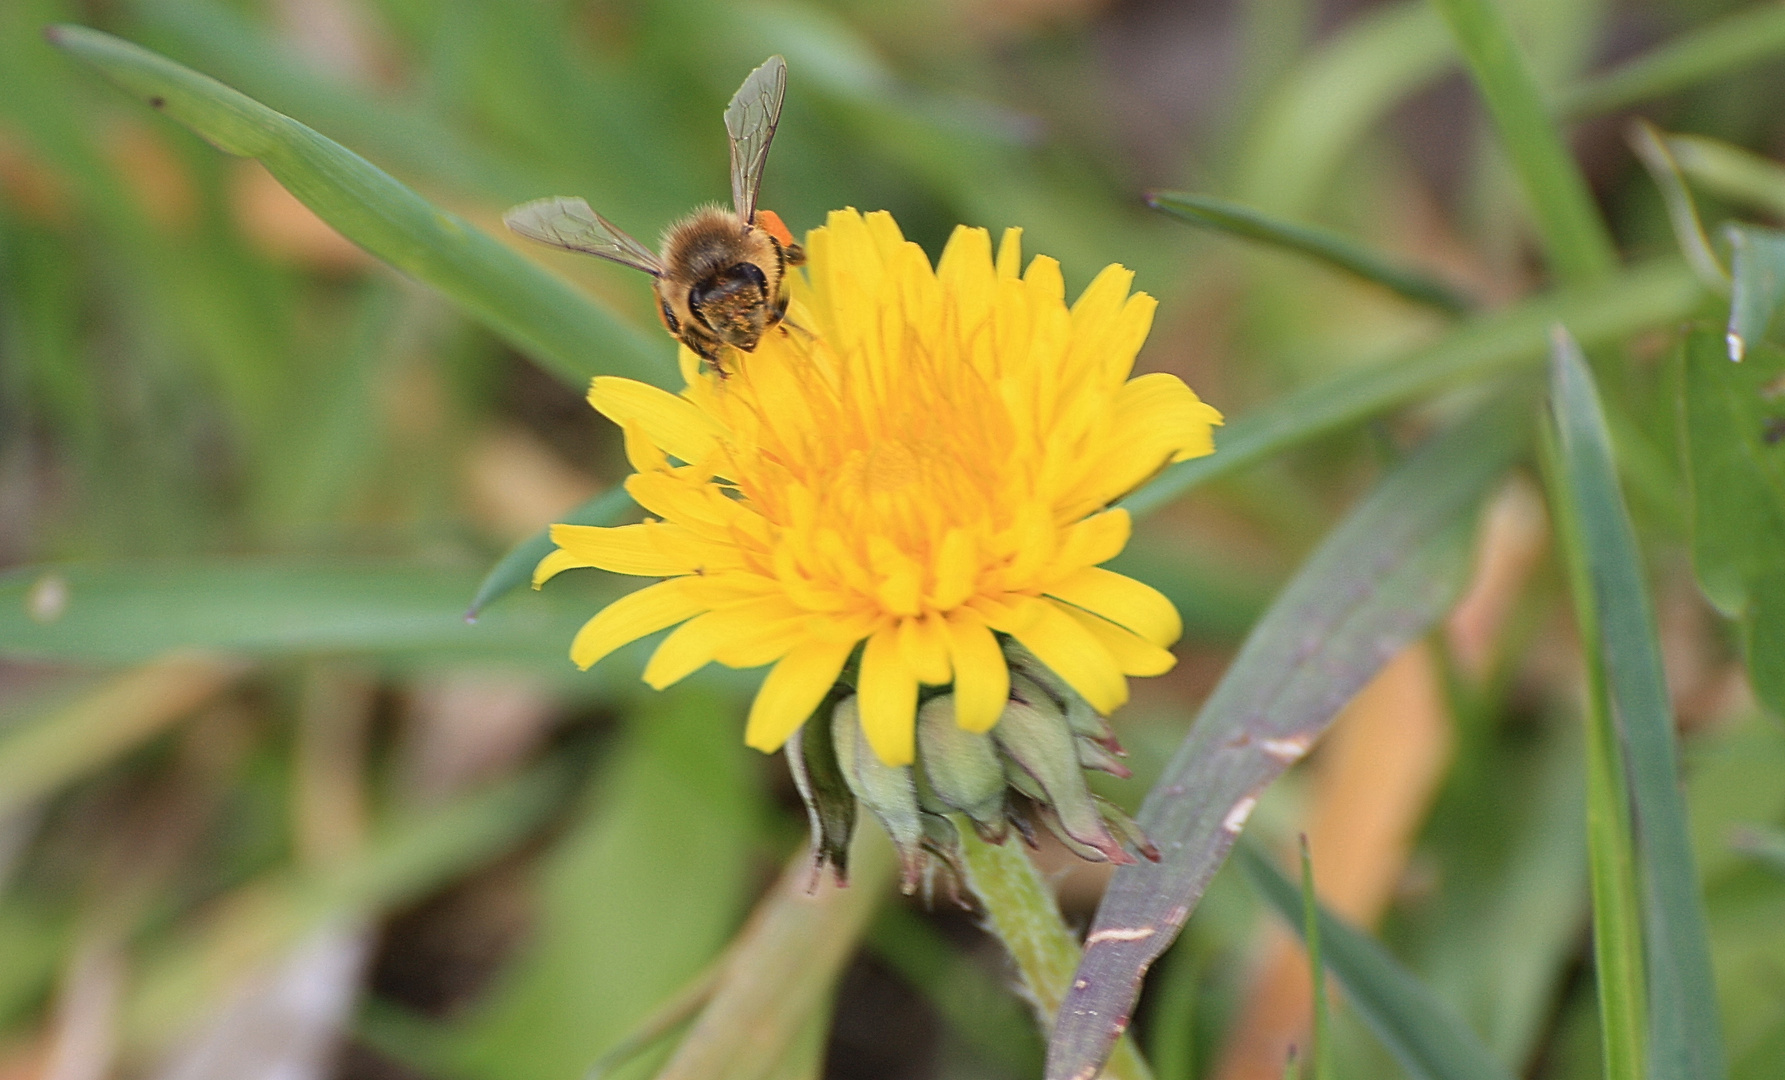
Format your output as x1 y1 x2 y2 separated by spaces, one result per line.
956 826 1154 1080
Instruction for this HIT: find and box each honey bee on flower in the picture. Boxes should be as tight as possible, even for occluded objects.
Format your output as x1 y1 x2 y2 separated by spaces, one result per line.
504 56 803 375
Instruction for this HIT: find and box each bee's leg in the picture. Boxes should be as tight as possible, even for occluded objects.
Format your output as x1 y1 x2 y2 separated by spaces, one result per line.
781 240 806 267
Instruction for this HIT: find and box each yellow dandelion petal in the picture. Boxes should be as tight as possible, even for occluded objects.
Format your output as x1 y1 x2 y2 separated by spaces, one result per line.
547 522 699 577
588 376 723 466
993 595 1129 715
945 608 1008 733
898 613 953 686
568 578 707 671
1046 565 1183 647
1062 605 1177 677
859 626 920 765
744 637 858 754
642 594 802 689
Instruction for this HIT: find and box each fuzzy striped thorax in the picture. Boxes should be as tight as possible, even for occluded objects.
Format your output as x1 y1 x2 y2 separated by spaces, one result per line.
535 209 1222 883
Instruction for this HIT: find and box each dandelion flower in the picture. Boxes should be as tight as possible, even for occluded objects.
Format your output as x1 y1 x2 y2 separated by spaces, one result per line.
537 209 1220 776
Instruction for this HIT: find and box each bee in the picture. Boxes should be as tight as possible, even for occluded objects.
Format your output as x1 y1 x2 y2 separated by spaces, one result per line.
504 56 804 374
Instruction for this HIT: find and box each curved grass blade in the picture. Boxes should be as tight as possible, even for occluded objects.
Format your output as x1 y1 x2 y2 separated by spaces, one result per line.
1628 121 1728 293
1125 257 1705 518
1559 4 1785 119
1429 0 1618 285
1667 135 1785 221
1545 331 1727 1080
1725 225 1785 362
1236 2 1452 216
1237 844 1517 1080
44 25 670 390
1047 395 1530 1080
1147 191 1473 314
468 487 639 619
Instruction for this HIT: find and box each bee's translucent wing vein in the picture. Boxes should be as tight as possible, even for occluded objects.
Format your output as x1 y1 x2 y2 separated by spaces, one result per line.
725 55 787 225
503 197 664 276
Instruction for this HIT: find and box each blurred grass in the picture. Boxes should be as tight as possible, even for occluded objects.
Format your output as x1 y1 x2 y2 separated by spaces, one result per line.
2 0 1783 1078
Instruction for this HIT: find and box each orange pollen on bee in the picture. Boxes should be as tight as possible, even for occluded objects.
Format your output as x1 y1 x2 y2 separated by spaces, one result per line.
754 209 797 249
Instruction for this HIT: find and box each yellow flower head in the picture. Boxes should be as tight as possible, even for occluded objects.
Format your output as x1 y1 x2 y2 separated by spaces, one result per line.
536 209 1222 766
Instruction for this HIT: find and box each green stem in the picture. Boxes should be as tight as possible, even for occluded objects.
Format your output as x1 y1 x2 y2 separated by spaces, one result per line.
957 828 1155 1080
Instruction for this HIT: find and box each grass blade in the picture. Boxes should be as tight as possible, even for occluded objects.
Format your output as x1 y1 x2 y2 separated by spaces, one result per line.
1560 4 1785 119
1299 838 1335 1080
1147 191 1474 314
0 561 622 664
1545 330 1728 1080
45 24 670 389
1238 844 1518 1080
1668 134 1785 221
1725 225 1785 362
468 487 639 619
1677 327 1785 717
1628 121 1728 292
1047 395 1529 1080
1125 258 1705 518
1428 0 1619 284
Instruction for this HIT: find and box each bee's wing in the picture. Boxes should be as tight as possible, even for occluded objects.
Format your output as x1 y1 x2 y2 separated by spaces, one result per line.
503 197 665 276
724 55 787 225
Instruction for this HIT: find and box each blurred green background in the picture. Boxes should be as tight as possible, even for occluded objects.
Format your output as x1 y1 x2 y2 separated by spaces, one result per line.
1 0 1783 1079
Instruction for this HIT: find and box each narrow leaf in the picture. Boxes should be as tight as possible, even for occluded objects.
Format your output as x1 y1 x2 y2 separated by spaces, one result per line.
1546 331 1728 1080
1726 225 1785 362
1147 191 1473 314
468 487 638 619
1678 327 1785 715
1560 4 1785 119
45 25 670 389
1125 257 1704 517
1627 121 1728 292
0 562 622 664
1238 844 1517 1080
1668 134 1785 221
1299 838 1335 1080
1047 396 1529 1080
1429 0 1619 284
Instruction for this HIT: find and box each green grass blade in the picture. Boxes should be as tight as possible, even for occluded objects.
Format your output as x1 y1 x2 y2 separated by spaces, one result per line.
1236 1 1452 216
468 487 639 619
1238 844 1518 1080
0 561 622 664
1300 838 1335 1080
1668 135 1785 221
1048 395 1529 1080
1148 191 1474 314
45 24 670 390
1725 226 1785 362
1124 258 1706 518
1628 121 1728 292
1428 0 1619 284
1678 327 1785 717
1546 330 1728 1080
1560 4 1785 119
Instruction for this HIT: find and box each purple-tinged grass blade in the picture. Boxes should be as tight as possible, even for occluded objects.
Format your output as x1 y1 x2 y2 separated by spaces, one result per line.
1045 394 1531 1080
